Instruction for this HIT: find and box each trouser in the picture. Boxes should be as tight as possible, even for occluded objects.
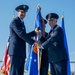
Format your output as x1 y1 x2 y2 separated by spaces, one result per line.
9 56 25 75
40 67 48 75
40 50 48 75
50 60 67 75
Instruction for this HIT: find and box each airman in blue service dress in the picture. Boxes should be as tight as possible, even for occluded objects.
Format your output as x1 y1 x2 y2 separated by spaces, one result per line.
40 13 68 75
8 5 36 75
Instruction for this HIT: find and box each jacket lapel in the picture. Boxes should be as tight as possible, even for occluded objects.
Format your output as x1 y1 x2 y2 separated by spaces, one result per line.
47 25 58 39
17 17 26 32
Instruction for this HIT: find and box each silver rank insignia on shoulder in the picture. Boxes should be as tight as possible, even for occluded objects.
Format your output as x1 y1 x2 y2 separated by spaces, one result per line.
53 42 57 47
22 27 24 30
50 31 54 36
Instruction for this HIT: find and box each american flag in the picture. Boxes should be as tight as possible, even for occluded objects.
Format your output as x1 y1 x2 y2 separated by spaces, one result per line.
0 40 10 75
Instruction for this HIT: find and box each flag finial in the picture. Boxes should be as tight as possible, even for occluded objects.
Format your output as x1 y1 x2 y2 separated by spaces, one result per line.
62 10 64 18
13 11 16 19
37 5 41 10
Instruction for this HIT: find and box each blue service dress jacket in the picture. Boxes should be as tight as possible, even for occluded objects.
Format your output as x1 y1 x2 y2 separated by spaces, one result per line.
8 17 36 58
40 25 68 62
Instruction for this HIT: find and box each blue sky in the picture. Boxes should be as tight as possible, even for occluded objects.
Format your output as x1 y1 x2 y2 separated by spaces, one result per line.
0 0 75 62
